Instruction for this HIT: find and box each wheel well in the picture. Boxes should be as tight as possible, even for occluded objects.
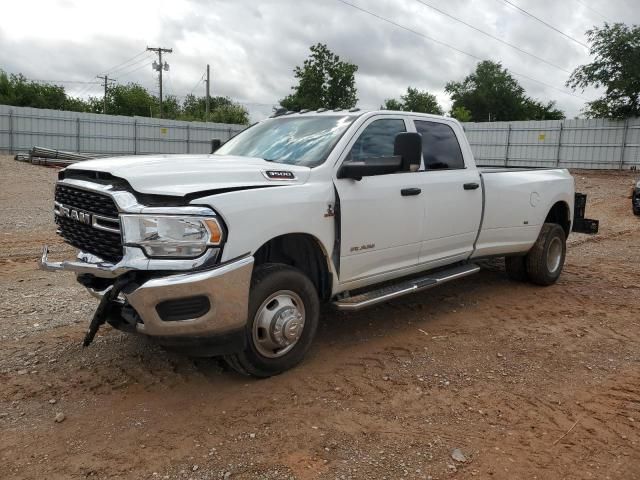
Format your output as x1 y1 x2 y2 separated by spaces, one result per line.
545 201 571 237
253 234 332 301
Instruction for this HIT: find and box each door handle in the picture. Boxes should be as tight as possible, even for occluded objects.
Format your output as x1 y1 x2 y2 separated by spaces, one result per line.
401 188 422 196
463 182 480 190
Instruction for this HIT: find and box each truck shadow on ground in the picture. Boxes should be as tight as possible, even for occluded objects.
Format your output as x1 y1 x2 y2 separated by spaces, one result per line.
184 266 510 381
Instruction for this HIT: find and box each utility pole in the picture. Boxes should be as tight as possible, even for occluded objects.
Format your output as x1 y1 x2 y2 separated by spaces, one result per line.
96 75 114 114
205 64 211 122
147 46 173 118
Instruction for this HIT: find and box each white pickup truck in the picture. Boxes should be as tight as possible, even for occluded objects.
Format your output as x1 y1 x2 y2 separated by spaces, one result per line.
40 109 598 376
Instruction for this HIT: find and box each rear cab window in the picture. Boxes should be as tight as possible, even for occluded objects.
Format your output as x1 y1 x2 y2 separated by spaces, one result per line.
414 120 465 170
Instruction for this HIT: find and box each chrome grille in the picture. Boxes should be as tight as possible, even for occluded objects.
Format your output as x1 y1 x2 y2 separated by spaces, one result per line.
54 184 123 262
55 184 119 217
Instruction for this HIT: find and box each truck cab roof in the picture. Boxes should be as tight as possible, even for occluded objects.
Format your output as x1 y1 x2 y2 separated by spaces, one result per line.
270 108 456 124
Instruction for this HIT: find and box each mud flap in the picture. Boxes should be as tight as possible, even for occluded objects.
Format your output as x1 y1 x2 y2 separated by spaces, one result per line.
572 193 599 234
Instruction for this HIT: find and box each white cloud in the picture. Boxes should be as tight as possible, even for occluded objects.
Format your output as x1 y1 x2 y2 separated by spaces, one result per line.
1 0 637 121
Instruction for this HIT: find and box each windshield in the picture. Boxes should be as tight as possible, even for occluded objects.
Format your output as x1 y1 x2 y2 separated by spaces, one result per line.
214 115 355 167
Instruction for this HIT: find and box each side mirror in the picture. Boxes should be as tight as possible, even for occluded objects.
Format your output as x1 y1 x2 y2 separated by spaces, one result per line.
211 139 222 153
394 132 422 171
337 156 403 181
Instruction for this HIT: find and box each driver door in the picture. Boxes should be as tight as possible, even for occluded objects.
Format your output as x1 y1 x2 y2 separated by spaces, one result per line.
334 116 424 285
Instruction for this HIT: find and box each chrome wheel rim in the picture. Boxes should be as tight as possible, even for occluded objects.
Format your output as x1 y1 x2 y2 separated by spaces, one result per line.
252 290 305 358
547 237 563 273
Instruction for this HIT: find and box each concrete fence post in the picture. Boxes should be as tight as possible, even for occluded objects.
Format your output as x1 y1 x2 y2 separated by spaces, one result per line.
8 109 14 154
186 124 190 154
619 119 629 170
133 119 138 155
555 122 563 167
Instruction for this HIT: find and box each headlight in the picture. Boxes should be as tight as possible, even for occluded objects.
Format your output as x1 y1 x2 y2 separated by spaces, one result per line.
121 214 223 258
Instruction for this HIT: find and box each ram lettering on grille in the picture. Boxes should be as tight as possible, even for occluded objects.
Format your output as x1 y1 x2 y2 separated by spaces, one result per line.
54 185 123 262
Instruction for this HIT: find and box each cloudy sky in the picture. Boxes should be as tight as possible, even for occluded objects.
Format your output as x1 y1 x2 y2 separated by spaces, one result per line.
1 0 638 121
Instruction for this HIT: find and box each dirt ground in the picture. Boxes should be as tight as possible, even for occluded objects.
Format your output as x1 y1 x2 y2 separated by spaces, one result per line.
0 155 638 480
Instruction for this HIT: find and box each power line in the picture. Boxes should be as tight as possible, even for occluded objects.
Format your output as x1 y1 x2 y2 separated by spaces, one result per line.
110 54 154 78
573 0 612 23
413 0 571 73
35 52 151 97
166 90 277 107
337 1 484 61
499 0 589 49
188 73 206 97
336 0 586 100
98 49 148 76
108 54 154 76
28 78 100 98
114 57 154 81
71 75 105 97
31 79 101 84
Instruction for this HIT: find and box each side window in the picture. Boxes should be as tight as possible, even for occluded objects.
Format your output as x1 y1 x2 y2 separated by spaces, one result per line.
349 119 406 162
414 120 465 170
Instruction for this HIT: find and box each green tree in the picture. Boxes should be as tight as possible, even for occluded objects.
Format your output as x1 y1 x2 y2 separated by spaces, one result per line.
62 95 91 112
0 69 249 124
450 106 472 122
180 94 249 124
523 99 565 120
0 70 90 111
86 83 156 116
445 61 564 121
161 95 182 120
383 87 444 115
181 94 207 119
208 103 249 124
381 98 403 110
567 23 640 118
280 43 358 111
401 87 444 115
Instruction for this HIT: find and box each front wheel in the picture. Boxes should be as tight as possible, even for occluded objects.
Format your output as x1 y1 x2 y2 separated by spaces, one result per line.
224 264 319 377
525 223 566 286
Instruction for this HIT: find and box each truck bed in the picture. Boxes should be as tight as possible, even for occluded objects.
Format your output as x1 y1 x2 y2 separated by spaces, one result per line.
471 166 574 258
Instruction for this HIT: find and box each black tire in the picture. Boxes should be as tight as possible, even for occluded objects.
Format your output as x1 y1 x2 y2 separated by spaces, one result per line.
224 263 320 378
505 255 529 282
633 207 640 216
525 223 566 286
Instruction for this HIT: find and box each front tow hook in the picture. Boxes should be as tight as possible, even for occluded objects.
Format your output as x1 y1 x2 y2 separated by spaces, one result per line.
83 274 131 347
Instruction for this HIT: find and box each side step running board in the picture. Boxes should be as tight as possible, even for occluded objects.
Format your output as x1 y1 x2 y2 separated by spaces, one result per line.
333 263 480 311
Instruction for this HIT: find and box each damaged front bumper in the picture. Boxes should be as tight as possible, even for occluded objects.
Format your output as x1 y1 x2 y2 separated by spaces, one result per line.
39 246 254 352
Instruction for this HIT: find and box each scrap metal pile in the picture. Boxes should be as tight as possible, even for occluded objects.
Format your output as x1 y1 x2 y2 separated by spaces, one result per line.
14 147 102 167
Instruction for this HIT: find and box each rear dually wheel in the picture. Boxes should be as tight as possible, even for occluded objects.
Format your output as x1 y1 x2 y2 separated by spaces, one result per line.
525 223 567 286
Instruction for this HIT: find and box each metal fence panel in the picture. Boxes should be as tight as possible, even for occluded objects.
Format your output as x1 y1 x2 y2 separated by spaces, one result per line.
0 107 10 152
2 105 638 170
0 104 246 156
463 117 640 170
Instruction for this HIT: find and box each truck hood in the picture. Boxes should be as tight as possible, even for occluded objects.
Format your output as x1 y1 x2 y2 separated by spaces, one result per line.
65 154 311 196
